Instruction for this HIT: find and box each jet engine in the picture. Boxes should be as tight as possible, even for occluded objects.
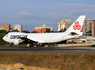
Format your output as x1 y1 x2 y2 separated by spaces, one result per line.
13 39 20 45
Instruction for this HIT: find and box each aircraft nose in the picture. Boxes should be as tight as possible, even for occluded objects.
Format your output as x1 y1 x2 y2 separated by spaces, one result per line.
3 34 8 41
3 36 6 41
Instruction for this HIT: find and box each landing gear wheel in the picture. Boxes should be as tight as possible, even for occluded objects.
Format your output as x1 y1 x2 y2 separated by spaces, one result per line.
42 44 44 47
10 43 12 47
27 44 32 47
36 43 40 47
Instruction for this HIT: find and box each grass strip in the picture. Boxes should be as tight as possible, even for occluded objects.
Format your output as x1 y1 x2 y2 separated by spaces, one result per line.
0 51 95 70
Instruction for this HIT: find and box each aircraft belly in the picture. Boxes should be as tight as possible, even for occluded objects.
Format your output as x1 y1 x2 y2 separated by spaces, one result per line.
27 34 63 43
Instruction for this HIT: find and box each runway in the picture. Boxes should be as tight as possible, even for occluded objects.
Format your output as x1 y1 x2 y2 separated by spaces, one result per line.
0 47 95 53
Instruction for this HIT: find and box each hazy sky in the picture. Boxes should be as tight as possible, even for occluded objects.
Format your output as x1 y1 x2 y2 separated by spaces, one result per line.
0 0 95 31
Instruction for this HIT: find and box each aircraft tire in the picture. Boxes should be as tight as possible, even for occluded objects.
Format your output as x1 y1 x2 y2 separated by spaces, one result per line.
27 44 32 47
10 43 12 47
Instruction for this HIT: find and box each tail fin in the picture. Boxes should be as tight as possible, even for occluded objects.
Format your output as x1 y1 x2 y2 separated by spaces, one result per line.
66 15 86 32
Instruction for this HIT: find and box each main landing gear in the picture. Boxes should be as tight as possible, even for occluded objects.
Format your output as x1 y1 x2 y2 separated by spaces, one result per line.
27 44 33 47
36 43 45 47
27 43 45 47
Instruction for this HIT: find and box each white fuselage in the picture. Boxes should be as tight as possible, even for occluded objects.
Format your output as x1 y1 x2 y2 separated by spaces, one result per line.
3 32 82 44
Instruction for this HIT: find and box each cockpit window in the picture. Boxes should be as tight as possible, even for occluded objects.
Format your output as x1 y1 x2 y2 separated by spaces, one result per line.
6 35 8 37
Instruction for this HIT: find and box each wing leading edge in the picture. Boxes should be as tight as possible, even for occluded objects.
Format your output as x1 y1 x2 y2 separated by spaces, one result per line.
19 37 38 43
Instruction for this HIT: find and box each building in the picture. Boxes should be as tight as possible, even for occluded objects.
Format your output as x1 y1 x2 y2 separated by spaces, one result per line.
33 24 52 33
13 25 22 32
0 23 10 32
34 28 50 33
58 19 72 31
82 20 95 36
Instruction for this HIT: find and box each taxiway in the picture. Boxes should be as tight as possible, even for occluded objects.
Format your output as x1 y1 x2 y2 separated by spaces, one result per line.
0 47 95 53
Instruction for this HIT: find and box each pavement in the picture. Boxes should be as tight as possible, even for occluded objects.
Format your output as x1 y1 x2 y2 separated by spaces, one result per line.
58 43 95 47
0 47 95 54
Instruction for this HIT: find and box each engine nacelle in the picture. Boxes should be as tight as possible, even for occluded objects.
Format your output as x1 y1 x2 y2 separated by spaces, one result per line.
13 39 20 45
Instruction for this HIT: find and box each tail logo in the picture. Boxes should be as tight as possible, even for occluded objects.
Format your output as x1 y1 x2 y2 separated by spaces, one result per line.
73 21 81 30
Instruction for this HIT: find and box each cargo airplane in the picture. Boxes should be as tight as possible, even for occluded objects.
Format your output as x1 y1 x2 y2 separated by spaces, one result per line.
3 15 86 47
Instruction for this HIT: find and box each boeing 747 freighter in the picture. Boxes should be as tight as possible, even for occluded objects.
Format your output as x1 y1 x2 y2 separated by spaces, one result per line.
3 15 86 47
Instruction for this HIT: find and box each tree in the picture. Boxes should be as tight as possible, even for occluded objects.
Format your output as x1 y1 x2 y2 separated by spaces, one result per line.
44 29 50 33
31 31 38 33
59 27 66 32
45 30 58 33
10 29 19 32
22 30 30 33
0 30 7 33
63 27 66 32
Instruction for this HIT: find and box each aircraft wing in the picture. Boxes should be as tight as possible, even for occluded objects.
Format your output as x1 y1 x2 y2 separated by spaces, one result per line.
84 33 92 35
19 37 45 43
19 37 38 43
71 36 87 39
